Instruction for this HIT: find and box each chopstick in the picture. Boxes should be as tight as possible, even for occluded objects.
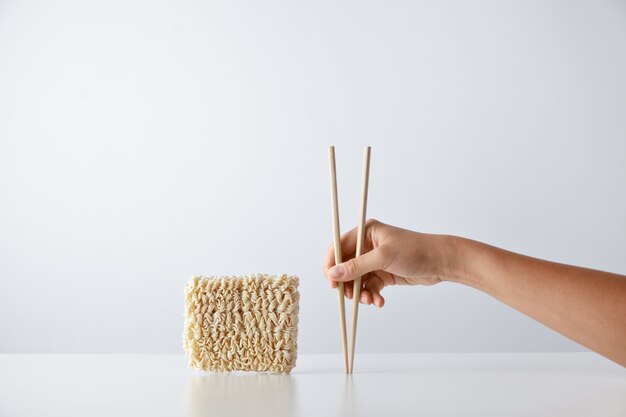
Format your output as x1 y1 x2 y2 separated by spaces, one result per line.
328 146 349 374
348 146 371 374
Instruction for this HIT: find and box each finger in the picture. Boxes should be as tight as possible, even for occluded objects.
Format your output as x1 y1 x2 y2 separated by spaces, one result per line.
324 220 380 279
327 246 388 283
360 289 373 305
372 292 385 308
323 243 337 276
364 275 386 308
323 226 358 273
337 225 360 259
344 281 353 299
327 277 337 289
339 222 379 258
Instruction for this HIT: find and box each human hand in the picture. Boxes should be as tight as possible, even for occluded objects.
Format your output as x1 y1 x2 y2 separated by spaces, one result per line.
325 220 626 367
323 219 452 307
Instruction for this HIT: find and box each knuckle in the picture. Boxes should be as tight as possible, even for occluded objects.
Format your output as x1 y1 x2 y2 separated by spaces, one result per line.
345 258 359 275
365 218 379 227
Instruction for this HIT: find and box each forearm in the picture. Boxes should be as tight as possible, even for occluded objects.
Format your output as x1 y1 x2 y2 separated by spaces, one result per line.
444 236 626 366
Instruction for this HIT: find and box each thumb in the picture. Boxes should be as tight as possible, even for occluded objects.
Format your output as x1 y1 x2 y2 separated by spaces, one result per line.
327 247 388 282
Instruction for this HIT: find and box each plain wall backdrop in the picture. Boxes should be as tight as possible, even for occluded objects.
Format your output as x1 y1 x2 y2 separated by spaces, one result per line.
1 0 625 354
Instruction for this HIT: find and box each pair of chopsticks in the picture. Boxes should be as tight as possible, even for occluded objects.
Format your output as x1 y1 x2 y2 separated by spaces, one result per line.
328 145 371 374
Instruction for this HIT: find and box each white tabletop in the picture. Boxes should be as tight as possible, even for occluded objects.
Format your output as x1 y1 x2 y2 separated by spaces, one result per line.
0 353 624 417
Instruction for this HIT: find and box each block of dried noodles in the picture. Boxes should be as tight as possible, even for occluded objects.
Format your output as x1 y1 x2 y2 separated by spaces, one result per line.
183 274 300 374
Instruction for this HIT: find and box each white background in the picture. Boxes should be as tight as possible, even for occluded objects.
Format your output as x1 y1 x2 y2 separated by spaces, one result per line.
1 0 625 354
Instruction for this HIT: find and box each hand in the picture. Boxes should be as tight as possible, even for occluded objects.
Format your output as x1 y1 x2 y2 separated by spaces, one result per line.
323 219 452 308
325 219 626 366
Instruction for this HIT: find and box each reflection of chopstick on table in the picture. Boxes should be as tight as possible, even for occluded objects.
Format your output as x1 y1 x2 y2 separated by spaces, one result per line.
328 146 371 374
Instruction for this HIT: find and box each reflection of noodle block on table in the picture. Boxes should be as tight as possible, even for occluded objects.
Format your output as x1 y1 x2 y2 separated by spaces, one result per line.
183 274 300 374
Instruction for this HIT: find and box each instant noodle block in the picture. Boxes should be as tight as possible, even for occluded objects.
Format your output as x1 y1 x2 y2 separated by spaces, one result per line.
183 274 300 374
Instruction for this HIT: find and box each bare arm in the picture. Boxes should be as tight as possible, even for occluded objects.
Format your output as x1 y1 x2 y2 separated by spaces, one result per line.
447 237 626 366
323 220 626 366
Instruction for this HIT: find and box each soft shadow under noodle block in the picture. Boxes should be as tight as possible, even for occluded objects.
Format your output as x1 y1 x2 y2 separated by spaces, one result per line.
183 274 300 374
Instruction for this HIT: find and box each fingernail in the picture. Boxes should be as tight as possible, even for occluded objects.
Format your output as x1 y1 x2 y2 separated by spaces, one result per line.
375 299 381 308
328 265 345 279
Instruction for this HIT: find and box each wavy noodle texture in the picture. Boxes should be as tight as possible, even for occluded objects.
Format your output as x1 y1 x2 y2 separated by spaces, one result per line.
183 274 300 374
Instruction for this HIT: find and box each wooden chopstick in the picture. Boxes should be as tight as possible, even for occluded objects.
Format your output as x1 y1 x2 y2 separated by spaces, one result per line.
328 146 349 374
348 146 371 374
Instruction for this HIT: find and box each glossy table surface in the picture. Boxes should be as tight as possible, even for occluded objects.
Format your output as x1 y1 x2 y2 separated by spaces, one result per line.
1 353 624 417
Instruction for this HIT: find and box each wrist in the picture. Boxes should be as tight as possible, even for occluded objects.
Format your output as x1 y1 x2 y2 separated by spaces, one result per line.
441 235 493 290
439 235 472 285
